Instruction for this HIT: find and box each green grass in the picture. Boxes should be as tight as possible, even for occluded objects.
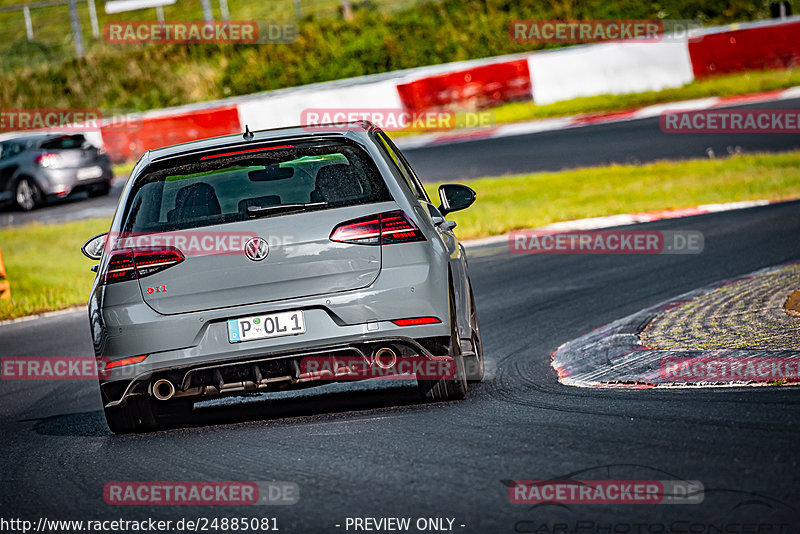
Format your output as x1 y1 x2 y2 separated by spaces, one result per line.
112 161 136 178
2 151 800 320
0 218 110 319
489 68 800 126
425 151 800 239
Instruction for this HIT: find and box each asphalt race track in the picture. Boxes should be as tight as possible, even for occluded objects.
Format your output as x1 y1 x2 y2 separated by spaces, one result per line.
1 201 799 531
2 98 799 227
0 179 124 227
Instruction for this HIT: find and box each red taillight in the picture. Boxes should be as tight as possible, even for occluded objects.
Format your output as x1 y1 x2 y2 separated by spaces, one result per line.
35 153 61 168
134 248 184 277
330 215 382 245
104 250 136 284
391 317 442 326
105 354 148 370
102 247 184 285
330 210 425 245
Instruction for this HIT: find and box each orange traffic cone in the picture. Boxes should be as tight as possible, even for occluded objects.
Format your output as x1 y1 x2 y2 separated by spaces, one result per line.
0 246 10 300
786 290 800 318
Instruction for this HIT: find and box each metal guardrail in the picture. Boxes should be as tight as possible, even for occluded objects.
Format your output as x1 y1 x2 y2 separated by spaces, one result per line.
1 0 97 57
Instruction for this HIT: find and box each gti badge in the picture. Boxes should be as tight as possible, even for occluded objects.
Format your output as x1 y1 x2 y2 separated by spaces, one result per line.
244 237 269 261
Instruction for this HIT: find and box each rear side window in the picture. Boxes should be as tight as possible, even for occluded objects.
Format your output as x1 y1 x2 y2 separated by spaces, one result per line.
121 142 392 233
376 133 430 202
0 142 23 160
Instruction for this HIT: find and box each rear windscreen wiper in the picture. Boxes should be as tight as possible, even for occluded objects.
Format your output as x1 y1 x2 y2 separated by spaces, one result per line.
247 202 328 219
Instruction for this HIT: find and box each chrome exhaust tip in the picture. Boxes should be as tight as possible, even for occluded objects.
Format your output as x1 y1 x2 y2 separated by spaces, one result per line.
374 347 398 370
152 379 176 401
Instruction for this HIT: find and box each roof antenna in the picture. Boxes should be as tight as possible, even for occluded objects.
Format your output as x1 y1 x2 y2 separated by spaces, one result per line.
243 124 254 140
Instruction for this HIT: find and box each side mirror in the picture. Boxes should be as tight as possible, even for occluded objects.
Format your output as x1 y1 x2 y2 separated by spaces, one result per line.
81 233 107 260
438 184 476 216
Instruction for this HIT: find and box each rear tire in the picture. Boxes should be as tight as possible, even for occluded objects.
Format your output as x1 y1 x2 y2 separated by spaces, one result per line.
103 395 158 434
418 283 468 401
104 395 195 434
465 284 485 382
88 181 111 197
15 177 42 211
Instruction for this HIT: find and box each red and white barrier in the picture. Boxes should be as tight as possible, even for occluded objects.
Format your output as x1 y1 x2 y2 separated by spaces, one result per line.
527 40 694 105
688 19 800 79
236 79 404 131
395 59 532 111
101 105 241 162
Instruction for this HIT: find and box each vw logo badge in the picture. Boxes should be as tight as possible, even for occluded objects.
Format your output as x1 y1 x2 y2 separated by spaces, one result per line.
244 237 269 261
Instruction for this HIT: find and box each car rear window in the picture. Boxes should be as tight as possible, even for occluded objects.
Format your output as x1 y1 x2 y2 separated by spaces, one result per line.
39 134 87 150
121 141 391 233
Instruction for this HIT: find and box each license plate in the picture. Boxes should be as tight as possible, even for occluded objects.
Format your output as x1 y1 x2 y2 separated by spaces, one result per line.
227 310 305 343
76 166 103 180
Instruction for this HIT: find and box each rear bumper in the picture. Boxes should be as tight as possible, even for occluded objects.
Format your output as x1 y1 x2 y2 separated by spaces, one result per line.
38 165 113 196
100 334 451 407
93 274 452 406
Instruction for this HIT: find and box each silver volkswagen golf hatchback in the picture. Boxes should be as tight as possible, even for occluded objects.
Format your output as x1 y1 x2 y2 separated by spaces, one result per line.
82 122 483 433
